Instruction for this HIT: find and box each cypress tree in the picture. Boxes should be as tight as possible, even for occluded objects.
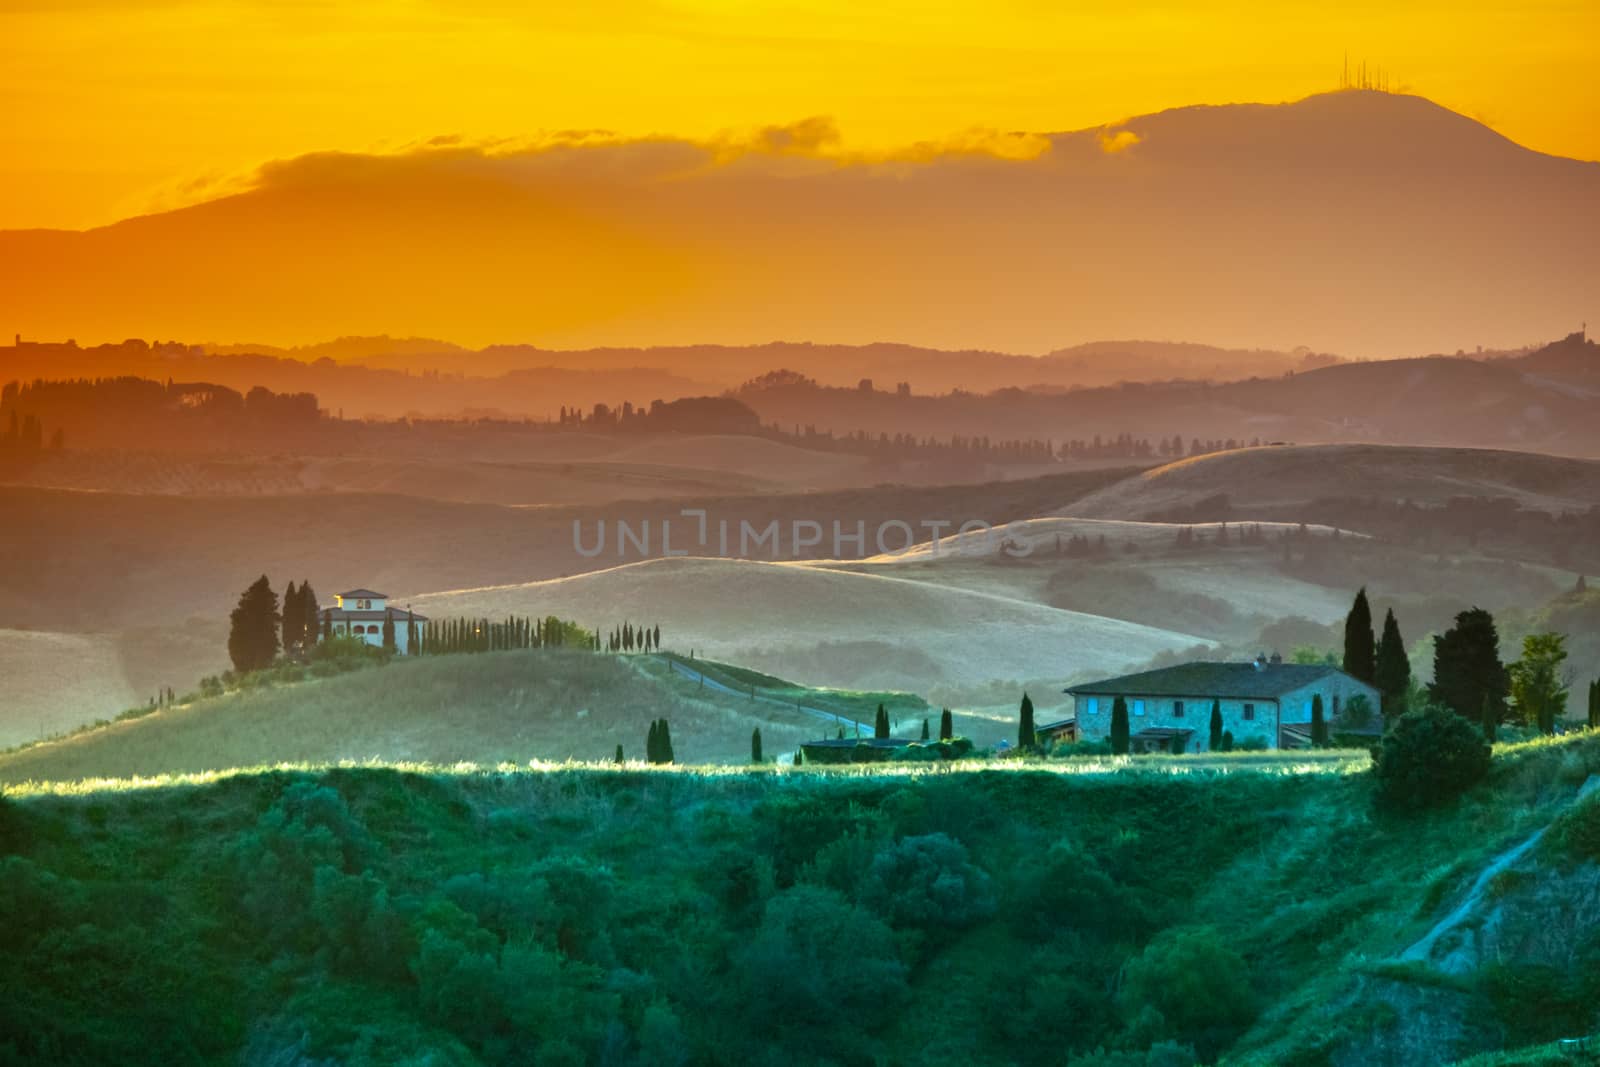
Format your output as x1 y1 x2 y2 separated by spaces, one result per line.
751 728 763 764
1588 678 1599 729
921 718 930 741
406 610 418 655
1343 587 1376 684
381 610 396 652
1209 700 1223 750
1018 692 1036 749
660 719 674 764
1374 608 1411 717
614 744 624 764
1310 694 1327 747
321 608 333 643
654 624 661 650
301 582 319 645
939 708 953 741
1221 730 1234 752
792 750 803 766
1430 608 1508 728
281 581 300 653
647 720 660 763
1110 697 1130 756
227 575 280 673
874 703 890 739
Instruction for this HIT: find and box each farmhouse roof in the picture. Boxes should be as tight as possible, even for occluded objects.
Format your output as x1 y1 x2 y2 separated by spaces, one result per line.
1064 661 1344 700
337 588 388 599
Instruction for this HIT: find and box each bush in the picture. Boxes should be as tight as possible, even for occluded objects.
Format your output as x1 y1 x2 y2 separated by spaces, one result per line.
859 833 996 930
1547 793 1600 864
736 885 906 1055
1056 738 1114 758
1237 735 1269 752
1371 703 1492 813
1118 927 1257 1060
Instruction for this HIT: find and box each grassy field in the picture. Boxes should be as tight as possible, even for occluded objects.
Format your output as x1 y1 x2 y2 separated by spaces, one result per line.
2 733 1598 1065
0 649 938 786
0 629 138 747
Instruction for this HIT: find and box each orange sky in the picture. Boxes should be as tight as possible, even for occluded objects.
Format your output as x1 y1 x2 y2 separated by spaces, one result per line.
2 0 1597 232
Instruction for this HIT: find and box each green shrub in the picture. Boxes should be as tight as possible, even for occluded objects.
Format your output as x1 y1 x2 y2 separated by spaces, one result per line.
736 885 907 1056
1237 735 1269 752
1371 703 1492 812
859 832 996 930
1546 794 1600 864
1118 926 1258 1060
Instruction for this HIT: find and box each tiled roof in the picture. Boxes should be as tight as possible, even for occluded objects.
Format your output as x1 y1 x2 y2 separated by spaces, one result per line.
1065 662 1343 700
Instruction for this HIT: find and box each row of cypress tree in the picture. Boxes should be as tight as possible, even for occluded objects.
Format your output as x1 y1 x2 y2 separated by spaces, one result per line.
1343 587 1412 716
420 615 592 655
605 623 662 653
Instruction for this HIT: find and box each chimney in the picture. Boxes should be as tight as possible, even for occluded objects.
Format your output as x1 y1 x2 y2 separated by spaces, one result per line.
1269 651 1282 666
1252 653 1266 671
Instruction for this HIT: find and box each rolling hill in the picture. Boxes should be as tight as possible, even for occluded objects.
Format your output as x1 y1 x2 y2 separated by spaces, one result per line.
0 649 917 785
1062 444 1600 520
0 466 1135 630
410 556 1210 695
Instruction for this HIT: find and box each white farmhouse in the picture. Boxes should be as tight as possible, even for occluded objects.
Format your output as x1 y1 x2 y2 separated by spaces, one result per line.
324 588 426 654
1065 654 1382 752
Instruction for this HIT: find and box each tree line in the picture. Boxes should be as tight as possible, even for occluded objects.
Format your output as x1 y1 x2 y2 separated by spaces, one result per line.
419 615 594 655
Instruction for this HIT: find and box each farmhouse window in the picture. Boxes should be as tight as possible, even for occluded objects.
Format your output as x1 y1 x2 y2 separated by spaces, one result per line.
1173 701 1185 717
1243 703 1255 720
1133 700 1146 716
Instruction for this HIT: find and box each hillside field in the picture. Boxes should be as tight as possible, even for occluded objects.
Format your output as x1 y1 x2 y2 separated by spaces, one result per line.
0 650 938 786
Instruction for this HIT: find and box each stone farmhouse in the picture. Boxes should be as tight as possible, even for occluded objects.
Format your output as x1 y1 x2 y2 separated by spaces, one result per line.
1065 654 1381 752
324 588 426 654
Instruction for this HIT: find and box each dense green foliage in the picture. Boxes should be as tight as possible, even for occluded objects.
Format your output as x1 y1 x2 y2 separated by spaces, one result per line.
1019 692 1036 750
1508 633 1569 736
1371 702 1493 812
5 738 1600 1065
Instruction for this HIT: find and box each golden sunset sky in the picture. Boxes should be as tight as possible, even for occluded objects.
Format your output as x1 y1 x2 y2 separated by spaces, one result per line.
3 0 1596 232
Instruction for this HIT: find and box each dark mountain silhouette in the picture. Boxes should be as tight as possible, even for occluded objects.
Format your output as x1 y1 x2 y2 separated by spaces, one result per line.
1 91 1592 358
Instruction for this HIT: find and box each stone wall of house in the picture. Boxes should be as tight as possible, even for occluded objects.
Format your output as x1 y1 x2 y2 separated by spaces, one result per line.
1276 674 1382 730
1073 693 1278 751
1072 670 1382 750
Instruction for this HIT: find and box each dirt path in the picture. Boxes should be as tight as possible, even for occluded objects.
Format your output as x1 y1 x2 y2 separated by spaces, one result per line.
1400 775 1599 964
662 657 874 740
